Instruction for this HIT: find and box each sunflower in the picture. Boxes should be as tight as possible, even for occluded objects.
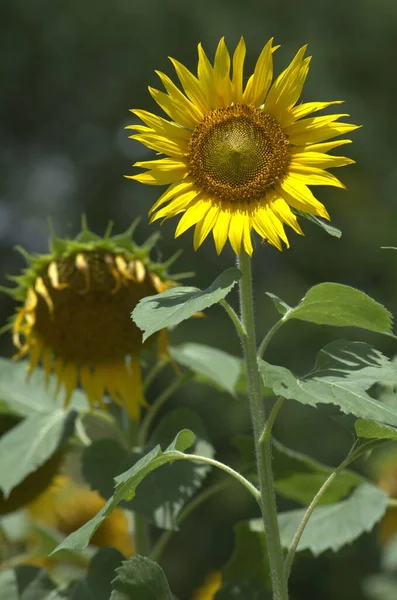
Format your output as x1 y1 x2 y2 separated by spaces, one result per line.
5 221 178 419
192 572 222 600
371 448 397 546
28 475 134 557
127 37 358 255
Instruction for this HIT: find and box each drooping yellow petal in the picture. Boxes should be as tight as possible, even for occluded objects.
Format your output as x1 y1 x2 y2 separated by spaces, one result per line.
193 204 220 250
243 38 275 107
232 37 246 103
128 168 189 186
278 177 330 219
251 206 283 250
212 208 232 255
175 198 212 237
34 277 53 313
242 215 253 256
148 180 195 215
80 364 105 408
228 212 245 255
60 361 78 407
269 196 304 236
151 189 200 222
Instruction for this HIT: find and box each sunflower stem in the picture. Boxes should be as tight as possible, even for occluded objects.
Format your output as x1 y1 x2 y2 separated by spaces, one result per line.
237 251 288 600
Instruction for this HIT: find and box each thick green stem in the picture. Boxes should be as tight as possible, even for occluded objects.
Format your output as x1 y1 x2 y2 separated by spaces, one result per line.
238 251 288 600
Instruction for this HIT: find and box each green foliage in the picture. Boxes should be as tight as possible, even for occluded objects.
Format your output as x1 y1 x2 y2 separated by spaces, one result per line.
170 343 243 396
355 420 397 440
53 430 196 553
363 575 397 600
234 436 364 505
277 283 393 334
69 548 125 600
0 409 76 495
215 581 270 599
276 483 388 555
0 566 66 600
110 556 174 600
132 267 241 341
82 409 212 530
293 212 342 238
260 341 397 426
222 522 269 588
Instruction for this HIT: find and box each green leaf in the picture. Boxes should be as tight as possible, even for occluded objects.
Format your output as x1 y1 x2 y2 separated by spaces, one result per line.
265 293 291 317
70 548 125 600
355 420 397 440
276 483 388 555
234 436 364 505
110 556 174 600
0 410 76 495
53 430 196 553
132 268 241 341
82 410 213 530
284 283 393 334
170 343 243 396
0 359 87 417
260 341 397 427
222 522 269 588
293 210 342 238
0 567 64 600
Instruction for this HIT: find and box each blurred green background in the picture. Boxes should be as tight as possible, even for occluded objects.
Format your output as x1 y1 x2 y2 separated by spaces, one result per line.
1 0 397 598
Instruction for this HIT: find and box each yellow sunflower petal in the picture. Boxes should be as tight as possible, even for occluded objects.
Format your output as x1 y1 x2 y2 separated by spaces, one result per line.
290 100 344 121
270 196 304 235
213 37 232 106
149 87 198 129
290 151 355 169
264 45 308 118
252 206 283 250
286 114 360 145
128 109 191 140
130 132 188 159
242 38 275 107
151 189 200 222
148 180 195 215
134 157 188 171
212 208 232 255
296 139 353 153
279 177 330 219
287 167 346 188
228 212 245 255
155 70 204 123
175 198 212 237
242 216 253 256
128 168 189 186
232 37 246 103
197 43 217 109
193 205 220 250
169 57 211 113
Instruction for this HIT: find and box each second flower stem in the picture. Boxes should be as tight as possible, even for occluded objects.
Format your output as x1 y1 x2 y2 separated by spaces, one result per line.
238 250 288 600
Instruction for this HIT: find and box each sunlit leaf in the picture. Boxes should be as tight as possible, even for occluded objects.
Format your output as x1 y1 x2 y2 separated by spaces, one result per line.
0 410 76 495
355 420 397 440
276 483 388 555
132 267 241 341
260 341 397 427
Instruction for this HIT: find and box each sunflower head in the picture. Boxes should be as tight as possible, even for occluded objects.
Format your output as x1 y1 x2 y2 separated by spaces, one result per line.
127 37 359 255
4 220 179 419
28 475 133 557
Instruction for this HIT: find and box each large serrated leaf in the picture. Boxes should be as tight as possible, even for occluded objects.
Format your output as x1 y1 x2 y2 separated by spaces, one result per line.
52 430 196 553
0 567 64 600
170 343 243 396
285 283 393 334
260 341 397 427
276 483 388 555
69 548 124 600
110 556 174 600
0 410 76 495
132 268 241 341
0 359 87 417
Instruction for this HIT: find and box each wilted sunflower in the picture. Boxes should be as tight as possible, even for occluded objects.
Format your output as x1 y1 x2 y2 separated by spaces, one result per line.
28 475 133 557
5 221 178 419
127 37 358 255
192 572 222 600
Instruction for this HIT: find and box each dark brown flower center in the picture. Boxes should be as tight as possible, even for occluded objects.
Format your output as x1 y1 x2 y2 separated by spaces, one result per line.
188 105 290 203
